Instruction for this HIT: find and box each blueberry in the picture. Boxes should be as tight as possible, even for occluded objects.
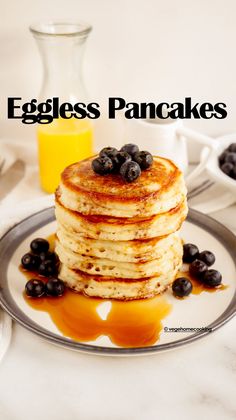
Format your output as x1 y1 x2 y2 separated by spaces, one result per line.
21 253 41 270
224 152 236 165
198 250 215 267
218 151 229 165
30 238 49 254
120 143 139 157
92 156 113 175
133 151 153 170
25 279 45 297
172 277 193 298
202 269 222 287
112 151 131 172
120 161 141 183
38 260 57 277
39 251 59 265
183 243 199 263
228 143 236 153
221 162 234 176
99 147 118 159
189 259 208 279
46 278 65 297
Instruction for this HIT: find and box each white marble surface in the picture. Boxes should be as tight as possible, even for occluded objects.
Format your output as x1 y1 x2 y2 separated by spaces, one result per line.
1 301 236 420
0 159 236 420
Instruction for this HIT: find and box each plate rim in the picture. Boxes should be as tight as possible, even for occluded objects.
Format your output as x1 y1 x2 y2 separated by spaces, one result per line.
0 206 236 356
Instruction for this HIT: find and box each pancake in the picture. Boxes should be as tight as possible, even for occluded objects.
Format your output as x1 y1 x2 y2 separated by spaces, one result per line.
55 234 183 279
58 257 182 300
58 156 187 218
56 228 180 262
55 153 188 300
55 195 188 241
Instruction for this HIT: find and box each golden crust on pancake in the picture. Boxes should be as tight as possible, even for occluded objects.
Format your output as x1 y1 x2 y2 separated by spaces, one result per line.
55 195 188 240
58 156 187 218
58 257 182 300
56 228 180 262
55 234 182 279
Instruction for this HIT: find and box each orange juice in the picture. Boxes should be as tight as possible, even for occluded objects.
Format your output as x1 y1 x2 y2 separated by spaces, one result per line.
37 118 93 193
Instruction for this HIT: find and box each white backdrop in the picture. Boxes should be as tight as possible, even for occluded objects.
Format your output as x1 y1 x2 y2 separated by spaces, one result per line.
1 0 236 159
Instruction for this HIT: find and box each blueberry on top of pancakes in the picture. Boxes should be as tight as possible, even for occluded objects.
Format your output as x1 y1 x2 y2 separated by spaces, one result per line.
92 144 153 182
133 151 153 170
120 143 139 158
92 156 114 175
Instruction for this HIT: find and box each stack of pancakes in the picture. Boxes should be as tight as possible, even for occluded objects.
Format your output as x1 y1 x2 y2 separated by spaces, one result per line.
55 156 188 300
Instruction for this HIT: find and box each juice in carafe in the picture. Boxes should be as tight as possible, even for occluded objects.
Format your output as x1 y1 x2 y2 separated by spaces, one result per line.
30 21 94 194
37 118 93 193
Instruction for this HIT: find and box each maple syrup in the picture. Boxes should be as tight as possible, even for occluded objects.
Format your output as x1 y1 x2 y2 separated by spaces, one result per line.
24 290 171 347
47 233 56 251
21 232 172 347
21 234 227 348
176 271 227 295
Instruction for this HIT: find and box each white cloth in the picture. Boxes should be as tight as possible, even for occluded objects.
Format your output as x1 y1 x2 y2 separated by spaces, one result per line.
188 170 235 213
0 140 47 212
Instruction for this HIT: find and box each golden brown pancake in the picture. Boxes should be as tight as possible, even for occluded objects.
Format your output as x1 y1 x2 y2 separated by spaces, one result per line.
58 254 182 300
55 234 183 279
55 193 188 240
56 228 180 262
58 156 187 218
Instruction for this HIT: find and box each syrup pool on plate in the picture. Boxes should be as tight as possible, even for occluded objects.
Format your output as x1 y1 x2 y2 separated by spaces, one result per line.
23 260 227 347
176 271 227 295
24 290 172 348
22 235 227 348
22 266 227 347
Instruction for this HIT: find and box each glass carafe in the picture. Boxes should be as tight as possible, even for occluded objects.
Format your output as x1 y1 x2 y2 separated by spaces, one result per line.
30 22 94 193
